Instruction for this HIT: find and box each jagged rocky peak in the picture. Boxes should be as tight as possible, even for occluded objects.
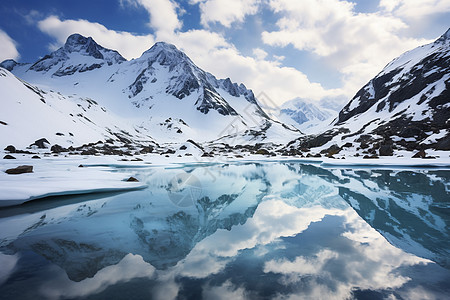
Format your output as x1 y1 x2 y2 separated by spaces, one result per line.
128 41 262 116
141 41 194 68
29 33 126 75
0 59 19 71
63 33 126 63
436 27 450 43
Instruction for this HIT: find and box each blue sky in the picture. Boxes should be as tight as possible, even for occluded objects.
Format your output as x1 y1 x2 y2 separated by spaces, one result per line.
0 0 449 106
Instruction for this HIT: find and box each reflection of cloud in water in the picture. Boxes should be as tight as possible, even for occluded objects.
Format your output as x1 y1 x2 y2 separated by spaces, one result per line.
40 254 155 299
202 280 246 300
0 253 18 285
190 200 335 258
174 200 440 299
262 210 429 299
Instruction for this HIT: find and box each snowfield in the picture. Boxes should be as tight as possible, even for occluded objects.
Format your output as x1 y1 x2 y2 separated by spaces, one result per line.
0 155 147 207
1 152 449 207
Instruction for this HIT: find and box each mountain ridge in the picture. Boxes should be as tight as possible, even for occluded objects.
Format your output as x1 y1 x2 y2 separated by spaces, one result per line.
283 28 450 157
0 33 298 152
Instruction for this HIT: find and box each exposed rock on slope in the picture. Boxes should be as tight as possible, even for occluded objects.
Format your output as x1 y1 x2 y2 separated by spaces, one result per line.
285 28 450 157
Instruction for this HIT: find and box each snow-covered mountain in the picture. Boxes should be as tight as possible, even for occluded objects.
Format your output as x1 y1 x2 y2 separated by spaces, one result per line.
0 67 157 152
278 98 338 134
284 28 450 157
1 34 297 150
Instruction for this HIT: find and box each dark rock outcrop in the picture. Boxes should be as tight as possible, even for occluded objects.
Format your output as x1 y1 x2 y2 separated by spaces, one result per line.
30 138 50 149
5 165 33 174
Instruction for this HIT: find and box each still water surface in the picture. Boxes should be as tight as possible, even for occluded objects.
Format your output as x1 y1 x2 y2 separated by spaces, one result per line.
0 162 449 299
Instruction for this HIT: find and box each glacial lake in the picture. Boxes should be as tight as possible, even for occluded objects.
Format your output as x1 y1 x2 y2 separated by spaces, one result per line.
0 161 449 299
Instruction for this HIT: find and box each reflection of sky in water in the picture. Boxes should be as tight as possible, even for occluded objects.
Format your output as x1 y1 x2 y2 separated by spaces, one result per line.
0 163 449 299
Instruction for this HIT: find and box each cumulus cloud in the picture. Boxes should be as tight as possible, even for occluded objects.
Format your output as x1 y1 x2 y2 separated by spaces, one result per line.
37 15 155 59
262 0 431 98
252 48 268 60
191 0 261 27
0 30 20 61
122 0 182 34
379 0 450 19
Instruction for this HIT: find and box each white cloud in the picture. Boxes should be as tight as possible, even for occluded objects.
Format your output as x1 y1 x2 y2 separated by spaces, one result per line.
37 15 155 59
253 48 268 60
189 46 337 104
0 30 20 62
118 0 335 104
262 0 431 99
379 0 450 19
122 0 182 34
191 0 261 27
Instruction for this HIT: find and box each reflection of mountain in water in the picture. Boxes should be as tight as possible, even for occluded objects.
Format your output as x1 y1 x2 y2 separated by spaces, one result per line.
288 164 449 269
0 162 448 283
335 169 450 269
0 165 268 281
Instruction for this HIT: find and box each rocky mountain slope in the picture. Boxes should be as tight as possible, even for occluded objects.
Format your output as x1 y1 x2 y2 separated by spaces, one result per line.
1 34 297 151
284 28 450 158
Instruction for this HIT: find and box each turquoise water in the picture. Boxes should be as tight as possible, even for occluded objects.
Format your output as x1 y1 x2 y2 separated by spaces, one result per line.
0 162 449 299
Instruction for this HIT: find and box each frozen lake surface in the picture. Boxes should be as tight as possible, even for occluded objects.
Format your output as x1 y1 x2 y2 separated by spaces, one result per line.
0 161 449 299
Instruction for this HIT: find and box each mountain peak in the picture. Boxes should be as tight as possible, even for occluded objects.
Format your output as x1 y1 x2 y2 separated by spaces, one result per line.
28 33 126 75
62 33 124 61
65 33 90 46
152 41 179 51
0 59 19 71
142 41 189 63
437 28 450 43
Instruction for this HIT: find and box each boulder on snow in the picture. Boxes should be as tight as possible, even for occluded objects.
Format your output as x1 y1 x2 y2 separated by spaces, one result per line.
30 138 50 149
126 176 139 182
5 165 33 174
255 149 270 155
3 154 16 159
4 145 16 153
140 146 154 154
51 144 68 153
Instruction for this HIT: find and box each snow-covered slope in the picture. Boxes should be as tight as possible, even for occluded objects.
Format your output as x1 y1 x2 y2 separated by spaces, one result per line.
2 34 298 146
0 67 156 150
284 28 450 157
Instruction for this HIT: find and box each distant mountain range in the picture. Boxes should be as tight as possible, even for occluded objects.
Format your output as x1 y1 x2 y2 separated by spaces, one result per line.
277 98 339 134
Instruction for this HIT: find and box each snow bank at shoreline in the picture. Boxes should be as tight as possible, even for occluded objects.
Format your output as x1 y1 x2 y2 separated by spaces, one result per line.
0 152 449 207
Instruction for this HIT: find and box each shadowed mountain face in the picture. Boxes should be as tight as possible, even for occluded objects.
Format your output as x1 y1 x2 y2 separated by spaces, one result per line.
336 29 450 149
285 28 450 155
